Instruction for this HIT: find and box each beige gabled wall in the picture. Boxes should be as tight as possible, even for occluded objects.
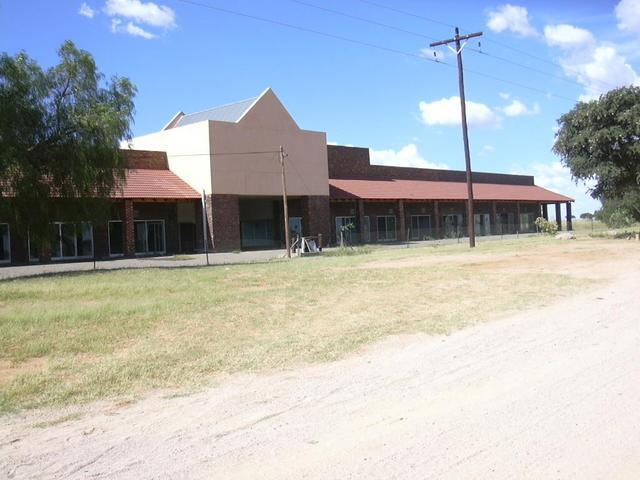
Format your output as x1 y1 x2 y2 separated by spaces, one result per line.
209 89 329 196
127 122 212 194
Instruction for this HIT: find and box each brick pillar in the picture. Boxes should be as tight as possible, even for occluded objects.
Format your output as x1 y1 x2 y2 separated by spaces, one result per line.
357 199 365 244
542 204 549 220
210 194 240 251
398 200 406 241
302 195 331 248
555 203 562 231
491 201 498 235
516 201 521 233
566 202 573 231
124 199 135 256
434 201 441 238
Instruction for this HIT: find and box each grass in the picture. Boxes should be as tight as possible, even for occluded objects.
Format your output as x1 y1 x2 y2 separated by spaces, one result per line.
0 236 600 413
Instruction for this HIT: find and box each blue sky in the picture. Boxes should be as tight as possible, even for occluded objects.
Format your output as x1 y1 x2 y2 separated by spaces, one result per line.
2 0 639 216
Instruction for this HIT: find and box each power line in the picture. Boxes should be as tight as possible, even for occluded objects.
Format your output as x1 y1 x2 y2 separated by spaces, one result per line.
173 0 449 66
293 0 594 91
350 0 617 90
289 0 438 42
171 0 579 103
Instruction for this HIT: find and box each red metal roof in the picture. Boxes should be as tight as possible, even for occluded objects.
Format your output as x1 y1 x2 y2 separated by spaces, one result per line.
114 169 201 200
329 178 573 202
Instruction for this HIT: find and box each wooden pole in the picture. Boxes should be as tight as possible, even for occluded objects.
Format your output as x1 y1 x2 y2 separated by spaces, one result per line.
431 28 483 248
280 146 291 258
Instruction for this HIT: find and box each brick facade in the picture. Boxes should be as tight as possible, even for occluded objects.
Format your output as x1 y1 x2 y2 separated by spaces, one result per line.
210 194 241 251
327 145 535 186
302 196 331 248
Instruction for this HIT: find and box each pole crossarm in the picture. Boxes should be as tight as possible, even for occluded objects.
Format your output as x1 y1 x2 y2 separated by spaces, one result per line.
429 31 482 47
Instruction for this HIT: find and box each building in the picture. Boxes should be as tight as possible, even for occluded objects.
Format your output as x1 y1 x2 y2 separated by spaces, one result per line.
0 88 573 265
1 150 201 265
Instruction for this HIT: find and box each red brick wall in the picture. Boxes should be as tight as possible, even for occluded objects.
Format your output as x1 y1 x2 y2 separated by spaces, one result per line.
327 145 534 186
210 194 241 251
120 149 169 170
303 196 331 248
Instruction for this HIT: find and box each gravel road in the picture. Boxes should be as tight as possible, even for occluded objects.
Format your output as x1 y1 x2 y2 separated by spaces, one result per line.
2 263 639 479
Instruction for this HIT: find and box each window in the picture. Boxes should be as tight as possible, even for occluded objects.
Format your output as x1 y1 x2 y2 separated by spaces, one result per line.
335 216 356 244
51 222 93 260
108 221 124 256
28 231 38 262
240 219 275 248
519 213 535 233
443 214 464 238
0 224 9 263
410 215 431 240
474 214 491 236
377 215 396 241
362 216 371 243
134 220 165 255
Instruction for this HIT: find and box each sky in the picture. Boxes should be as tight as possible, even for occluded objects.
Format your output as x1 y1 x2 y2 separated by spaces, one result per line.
2 0 639 216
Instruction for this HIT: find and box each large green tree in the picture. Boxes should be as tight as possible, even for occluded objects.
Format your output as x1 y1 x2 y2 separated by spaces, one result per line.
553 86 640 222
0 41 136 246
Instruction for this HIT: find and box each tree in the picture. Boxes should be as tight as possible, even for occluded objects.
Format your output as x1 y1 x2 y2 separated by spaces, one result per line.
579 212 594 220
0 41 136 249
553 86 640 222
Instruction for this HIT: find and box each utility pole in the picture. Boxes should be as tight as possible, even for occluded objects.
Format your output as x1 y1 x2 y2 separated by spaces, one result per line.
431 27 482 248
279 145 291 258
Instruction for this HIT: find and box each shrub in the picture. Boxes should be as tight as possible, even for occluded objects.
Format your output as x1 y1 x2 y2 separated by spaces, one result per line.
535 217 558 235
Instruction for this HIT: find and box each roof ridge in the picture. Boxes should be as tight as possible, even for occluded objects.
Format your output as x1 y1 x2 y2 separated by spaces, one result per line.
182 95 258 118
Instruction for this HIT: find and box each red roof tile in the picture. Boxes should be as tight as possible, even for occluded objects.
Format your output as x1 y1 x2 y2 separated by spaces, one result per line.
114 169 200 200
329 178 573 203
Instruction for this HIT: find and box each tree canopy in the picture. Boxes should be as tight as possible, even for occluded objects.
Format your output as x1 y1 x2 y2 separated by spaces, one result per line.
0 41 136 244
553 86 639 217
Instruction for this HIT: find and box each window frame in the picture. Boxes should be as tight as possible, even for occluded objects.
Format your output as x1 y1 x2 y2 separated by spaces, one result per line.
409 215 431 240
376 215 397 242
134 219 166 256
50 222 94 261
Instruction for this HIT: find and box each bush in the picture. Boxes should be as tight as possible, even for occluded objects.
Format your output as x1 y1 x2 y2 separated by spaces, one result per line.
606 208 634 229
535 217 558 235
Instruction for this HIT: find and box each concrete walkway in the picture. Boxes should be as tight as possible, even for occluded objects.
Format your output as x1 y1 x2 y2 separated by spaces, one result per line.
0 233 539 280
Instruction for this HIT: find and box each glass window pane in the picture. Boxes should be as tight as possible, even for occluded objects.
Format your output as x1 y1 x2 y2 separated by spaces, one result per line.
77 223 93 257
51 224 62 258
135 222 147 253
60 223 76 257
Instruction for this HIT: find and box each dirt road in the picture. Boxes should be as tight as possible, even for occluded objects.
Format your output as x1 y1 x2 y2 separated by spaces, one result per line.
2 256 640 479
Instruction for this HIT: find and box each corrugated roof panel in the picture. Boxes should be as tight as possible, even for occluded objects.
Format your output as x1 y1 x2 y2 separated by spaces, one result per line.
176 97 257 126
329 178 573 202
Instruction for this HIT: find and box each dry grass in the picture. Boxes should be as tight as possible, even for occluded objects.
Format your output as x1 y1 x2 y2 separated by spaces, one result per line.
1 236 631 413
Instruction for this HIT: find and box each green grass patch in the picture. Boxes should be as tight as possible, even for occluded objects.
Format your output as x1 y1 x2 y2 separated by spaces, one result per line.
0 236 597 413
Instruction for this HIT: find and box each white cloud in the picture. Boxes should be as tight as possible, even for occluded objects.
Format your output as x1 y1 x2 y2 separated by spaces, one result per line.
478 145 495 157
511 161 600 217
110 18 122 33
419 96 501 128
499 92 511 100
487 4 537 37
78 2 95 18
124 21 156 39
370 144 449 170
500 99 540 117
544 23 640 100
544 24 595 49
105 0 176 28
616 0 640 34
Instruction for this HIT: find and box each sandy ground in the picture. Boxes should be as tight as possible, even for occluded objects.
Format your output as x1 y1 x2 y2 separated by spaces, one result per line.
1 243 640 479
